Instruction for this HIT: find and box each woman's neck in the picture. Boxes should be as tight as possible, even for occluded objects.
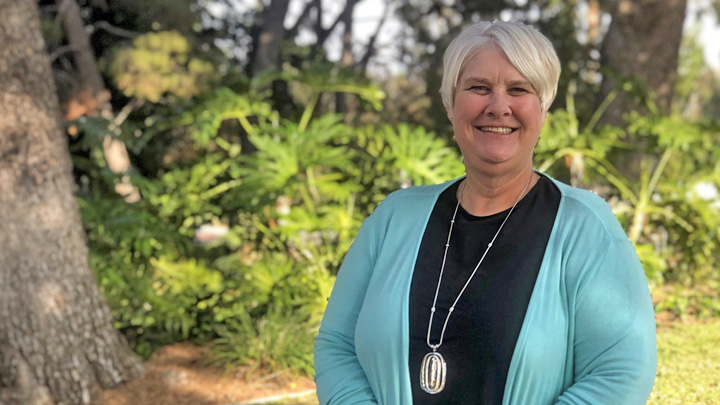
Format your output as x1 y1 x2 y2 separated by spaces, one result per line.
458 166 538 217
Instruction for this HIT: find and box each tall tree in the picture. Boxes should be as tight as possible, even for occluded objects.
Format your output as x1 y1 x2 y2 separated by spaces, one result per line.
598 0 688 126
0 0 143 403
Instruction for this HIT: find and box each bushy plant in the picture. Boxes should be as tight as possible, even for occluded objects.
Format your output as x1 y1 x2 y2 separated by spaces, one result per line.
79 193 194 357
75 65 464 373
106 30 215 102
209 307 317 378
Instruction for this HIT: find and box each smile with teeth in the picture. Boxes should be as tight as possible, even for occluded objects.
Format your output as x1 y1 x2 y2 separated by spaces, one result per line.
476 126 517 134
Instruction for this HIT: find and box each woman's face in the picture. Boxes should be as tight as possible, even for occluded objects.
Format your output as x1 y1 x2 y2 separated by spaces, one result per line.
448 46 546 174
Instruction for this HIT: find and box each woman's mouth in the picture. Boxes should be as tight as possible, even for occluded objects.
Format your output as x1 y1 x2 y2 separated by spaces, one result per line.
476 126 517 134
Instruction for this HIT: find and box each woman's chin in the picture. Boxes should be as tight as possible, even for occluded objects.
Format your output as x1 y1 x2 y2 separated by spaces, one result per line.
467 150 518 167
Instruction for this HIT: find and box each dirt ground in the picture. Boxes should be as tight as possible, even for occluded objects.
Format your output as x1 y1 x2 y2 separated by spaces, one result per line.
97 343 317 405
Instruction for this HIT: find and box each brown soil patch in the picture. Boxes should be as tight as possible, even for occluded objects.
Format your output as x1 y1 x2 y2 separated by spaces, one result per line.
98 342 317 405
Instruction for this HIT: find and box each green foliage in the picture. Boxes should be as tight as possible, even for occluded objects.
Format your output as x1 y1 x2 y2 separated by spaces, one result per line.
188 87 274 146
621 114 720 286
634 243 668 286
106 31 215 102
149 257 224 339
536 92 626 179
213 253 335 327
354 124 464 205
281 64 386 113
233 114 356 206
144 153 237 234
654 284 720 320
76 70 462 373
79 193 192 357
209 307 316 378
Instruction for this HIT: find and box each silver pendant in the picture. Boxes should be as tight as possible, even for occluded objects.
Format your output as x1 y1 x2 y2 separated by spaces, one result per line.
420 351 447 394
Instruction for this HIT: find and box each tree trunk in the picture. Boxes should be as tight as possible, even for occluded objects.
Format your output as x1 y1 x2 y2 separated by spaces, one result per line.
598 0 687 126
0 1 144 404
248 0 295 119
250 0 291 76
56 0 140 203
336 0 360 114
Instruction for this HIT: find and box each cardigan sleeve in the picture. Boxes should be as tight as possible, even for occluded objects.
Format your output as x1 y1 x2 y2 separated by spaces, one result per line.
314 209 383 404
555 236 657 405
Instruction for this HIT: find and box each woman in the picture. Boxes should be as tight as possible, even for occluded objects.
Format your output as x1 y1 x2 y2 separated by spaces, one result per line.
314 21 656 404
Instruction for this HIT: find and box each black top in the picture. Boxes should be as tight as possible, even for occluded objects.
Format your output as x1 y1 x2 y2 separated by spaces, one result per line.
408 175 560 404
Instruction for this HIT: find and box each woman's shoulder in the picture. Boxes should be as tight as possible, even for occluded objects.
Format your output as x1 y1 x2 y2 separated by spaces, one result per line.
546 176 627 240
363 179 459 229
359 180 457 241
389 180 454 199
376 179 458 210
545 177 642 291
552 179 610 211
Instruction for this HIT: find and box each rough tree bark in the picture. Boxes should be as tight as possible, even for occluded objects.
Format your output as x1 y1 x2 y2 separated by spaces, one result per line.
598 0 688 126
0 1 144 404
55 0 140 203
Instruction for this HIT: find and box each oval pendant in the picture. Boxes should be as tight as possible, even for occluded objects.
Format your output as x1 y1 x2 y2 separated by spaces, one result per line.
420 351 447 394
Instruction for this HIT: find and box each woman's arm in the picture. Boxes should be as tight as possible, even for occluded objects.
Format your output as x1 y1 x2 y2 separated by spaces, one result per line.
314 211 383 405
555 237 657 405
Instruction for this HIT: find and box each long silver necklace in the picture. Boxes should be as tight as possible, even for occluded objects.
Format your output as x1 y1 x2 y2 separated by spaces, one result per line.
420 174 532 395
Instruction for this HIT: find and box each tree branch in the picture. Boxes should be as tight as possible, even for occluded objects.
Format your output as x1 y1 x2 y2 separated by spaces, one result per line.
318 6 345 46
312 0 323 33
315 0 362 51
49 44 82 63
92 21 139 39
287 0 317 38
113 98 145 127
358 2 390 73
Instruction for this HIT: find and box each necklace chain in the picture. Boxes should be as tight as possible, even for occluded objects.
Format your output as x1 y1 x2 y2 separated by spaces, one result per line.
425 174 533 352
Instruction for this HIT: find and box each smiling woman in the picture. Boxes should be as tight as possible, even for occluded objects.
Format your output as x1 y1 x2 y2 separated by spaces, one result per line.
449 47 547 189
314 21 657 405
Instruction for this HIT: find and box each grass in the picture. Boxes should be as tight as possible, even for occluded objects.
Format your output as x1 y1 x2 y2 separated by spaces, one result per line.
648 319 720 404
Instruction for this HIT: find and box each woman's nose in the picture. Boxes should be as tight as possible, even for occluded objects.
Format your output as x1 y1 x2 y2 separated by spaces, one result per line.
485 93 511 117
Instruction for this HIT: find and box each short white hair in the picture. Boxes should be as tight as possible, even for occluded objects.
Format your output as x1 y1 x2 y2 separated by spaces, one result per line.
440 21 561 112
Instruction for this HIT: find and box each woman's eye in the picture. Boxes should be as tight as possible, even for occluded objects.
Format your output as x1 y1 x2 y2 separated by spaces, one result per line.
510 87 529 94
469 85 489 92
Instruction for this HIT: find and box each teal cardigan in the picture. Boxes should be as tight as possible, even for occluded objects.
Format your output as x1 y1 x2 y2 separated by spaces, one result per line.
315 176 657 404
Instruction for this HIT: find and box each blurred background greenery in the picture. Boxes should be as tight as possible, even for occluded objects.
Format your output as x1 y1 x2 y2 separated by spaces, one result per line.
40 0 720 384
